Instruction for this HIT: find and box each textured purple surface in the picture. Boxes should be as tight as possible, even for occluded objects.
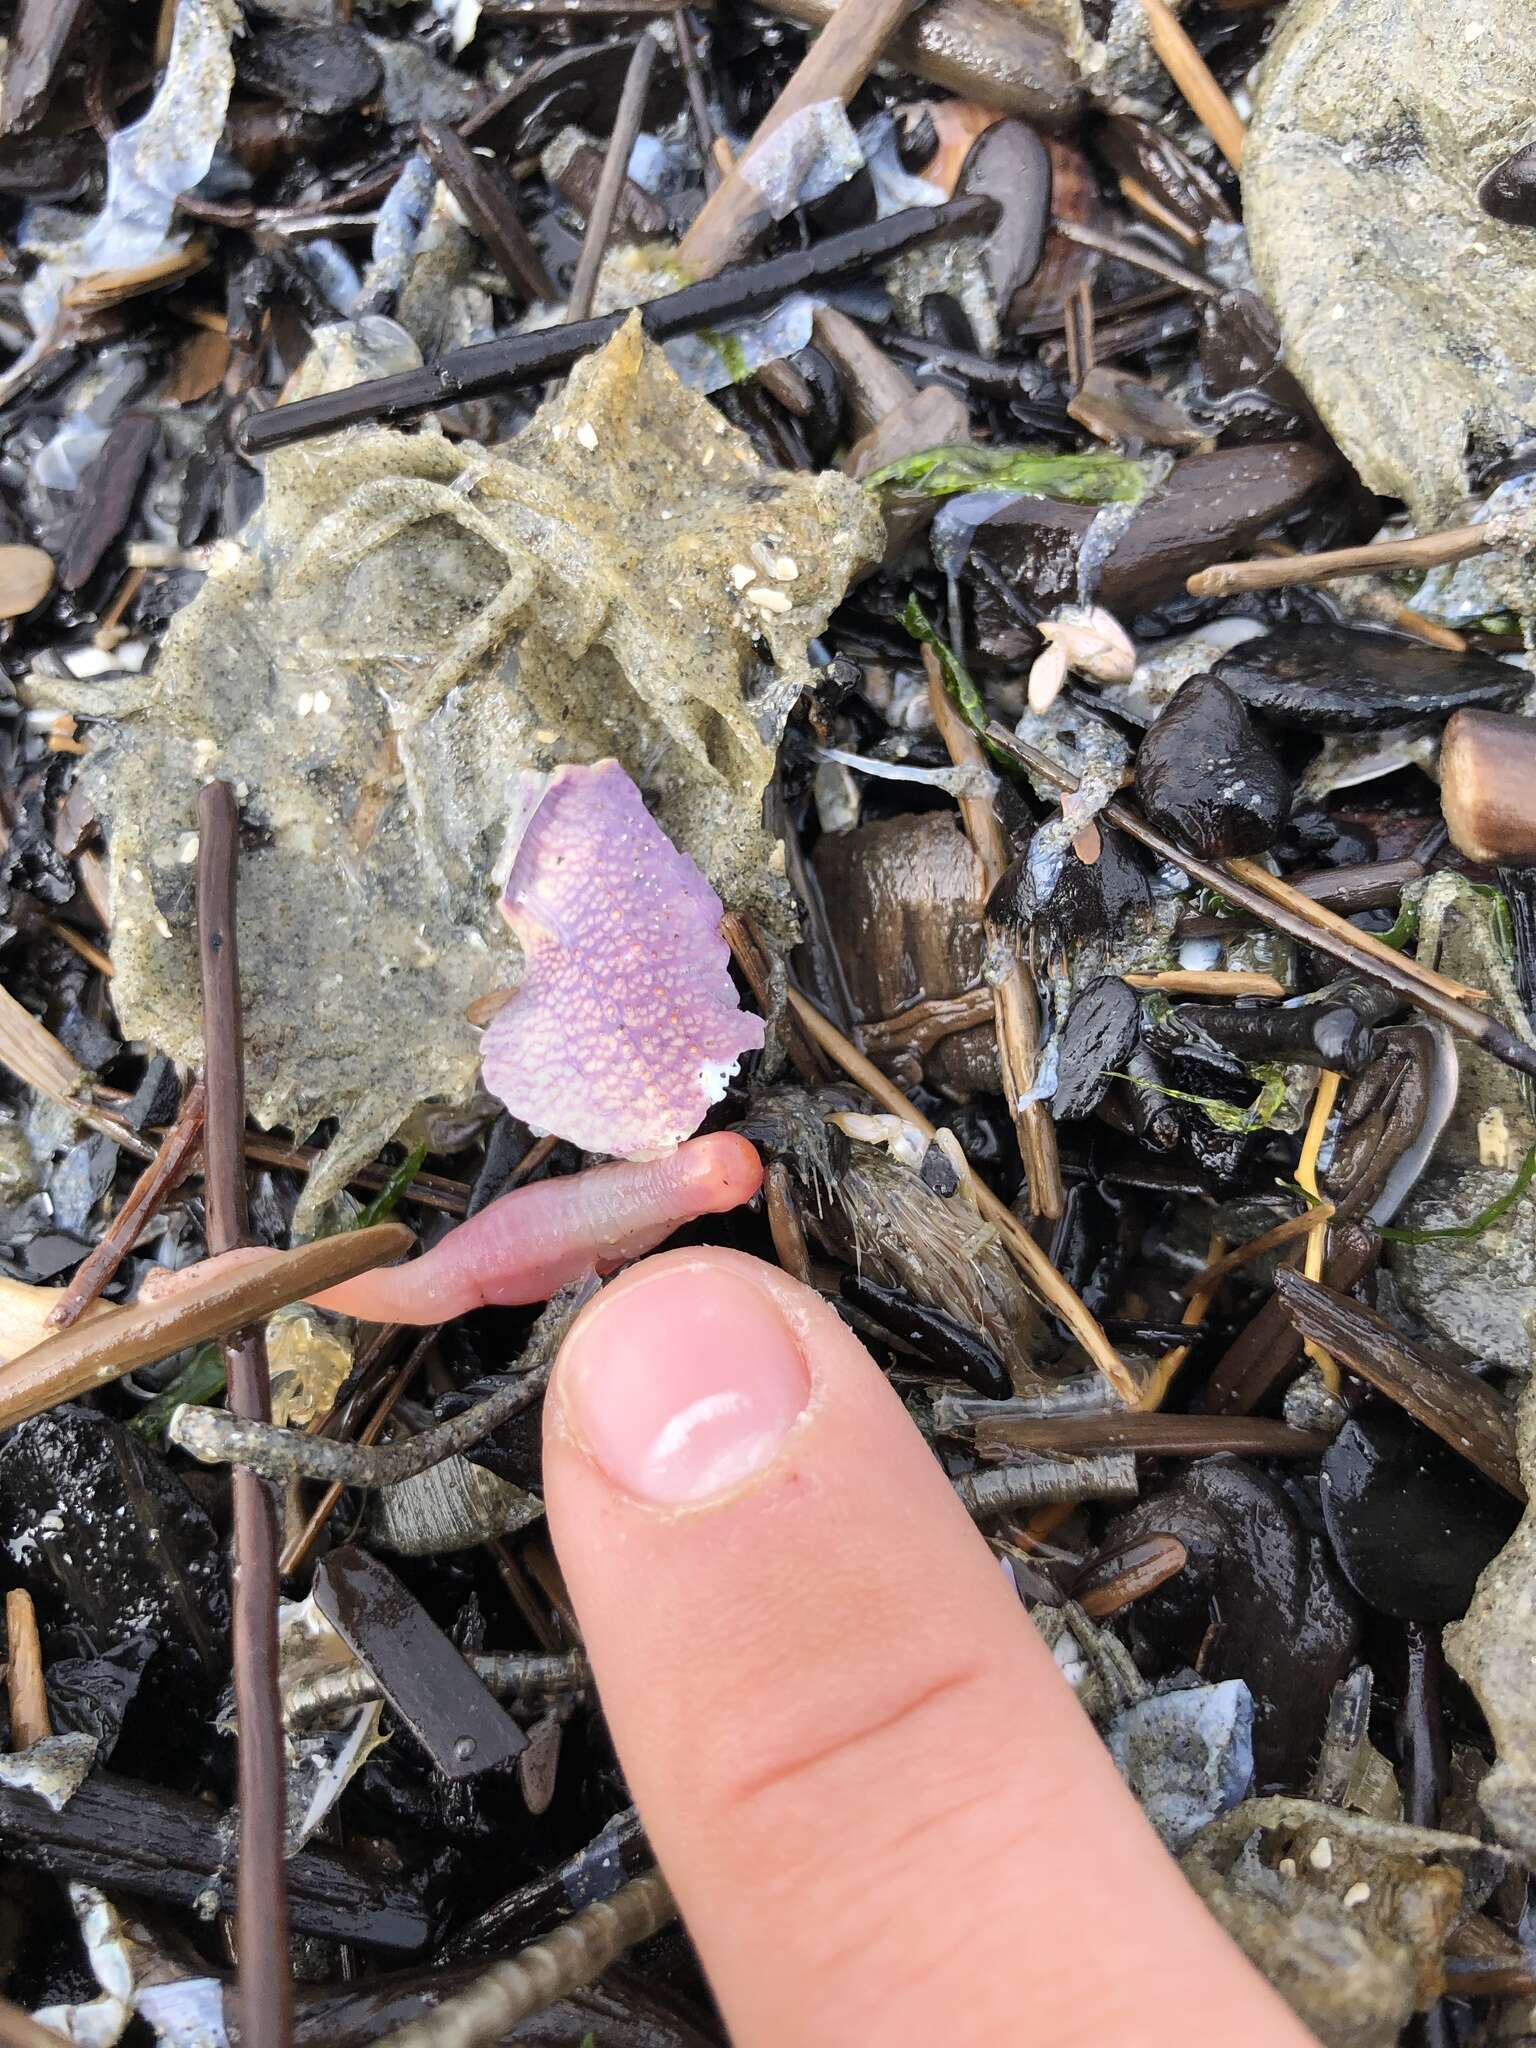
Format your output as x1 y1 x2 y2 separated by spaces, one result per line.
481 761 764 1157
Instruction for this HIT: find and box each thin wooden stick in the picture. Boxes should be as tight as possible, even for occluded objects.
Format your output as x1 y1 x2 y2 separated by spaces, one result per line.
1181 1203 1331 1297
565 33 658 322
786 987 1136 1403
1139 1231 1224 1411
47 921 113 977
1295 1069 1342 1395
972 1411 1328 1459
47 1080 206 1329
986 724 1536 1084
1187 524 1490 599
677 0 912 276
1122 970 1286 999
673 7 721 193
1224 855 1486 1005
0 1227 412 1431
1052 218 1220 298
1136 0 1246 171
196 780 292 2048
5 1591 50 1750
922 647 1062 1220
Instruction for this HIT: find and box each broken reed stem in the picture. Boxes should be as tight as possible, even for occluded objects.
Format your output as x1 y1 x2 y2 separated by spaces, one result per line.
1295 1069 1341 1394
1273 1270 1524 1499
922 647 1063 1221
1186 523 1490 599
380 1868 676 2048
1122 970 1286 999
0 1998 79 2048
285 1649 592 1729
971 1411 1330 1459
985 724 1536 1085
47 1080 206 1329
173 1285 586 1487
677 0 912 276
1223 854 1484 1006
0 1227 412 1431
672 7 722 193
0 984 154 1164
565 33 658 322
5 1591 50 1749
1135 0 1245 171
1138 1231 1224 1412
764 1160 813 1285
239 199 994 453
785 988 1136 1403
195 780 292 2048
1181 1202 1332 1297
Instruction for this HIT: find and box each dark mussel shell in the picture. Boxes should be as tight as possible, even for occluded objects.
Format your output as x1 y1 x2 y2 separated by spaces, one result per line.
1320 1413 1521 1624
1478 141 1536 228
1051 975 1140 1121
1133 673 1290 858
1212 623 1523 733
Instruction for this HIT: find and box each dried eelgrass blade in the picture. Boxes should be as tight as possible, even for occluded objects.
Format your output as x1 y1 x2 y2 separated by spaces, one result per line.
0 1223 413 1431
0 983 154 1161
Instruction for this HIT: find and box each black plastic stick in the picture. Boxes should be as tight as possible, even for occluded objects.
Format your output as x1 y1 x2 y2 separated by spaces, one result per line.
238 197 997 455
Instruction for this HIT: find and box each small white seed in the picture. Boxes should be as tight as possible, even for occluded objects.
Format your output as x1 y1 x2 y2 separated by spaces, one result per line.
1027 640 1069 716
1309 1837 1333 1872
1342 1882 1371 1909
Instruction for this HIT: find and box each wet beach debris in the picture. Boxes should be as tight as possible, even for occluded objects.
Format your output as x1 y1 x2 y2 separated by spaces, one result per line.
10 0 1536 2034
69 316 877 1219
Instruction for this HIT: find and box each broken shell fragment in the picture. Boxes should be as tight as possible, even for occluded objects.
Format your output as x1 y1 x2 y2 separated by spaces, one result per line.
1037 605 1137 685
1134 674 1290 859
1212 624 1523 733
1439 709 1536 865
481 761 764 1157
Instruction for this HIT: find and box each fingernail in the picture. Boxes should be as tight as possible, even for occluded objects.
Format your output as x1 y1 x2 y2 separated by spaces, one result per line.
557 1260 811 1505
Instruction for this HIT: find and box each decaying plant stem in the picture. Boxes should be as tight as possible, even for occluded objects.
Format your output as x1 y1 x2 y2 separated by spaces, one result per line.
1187 523 1490 598
1136 0 1246 170
47 1079 206 1329
565 32 658 320
379 1868 676 2048
922 647 1063 1220
5 1590 50 1749
785 987 1137 1403
196 778 292 2048
172 1284 588 1486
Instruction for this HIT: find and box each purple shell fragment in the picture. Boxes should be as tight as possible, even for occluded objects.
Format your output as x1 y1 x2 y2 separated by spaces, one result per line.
481 760 765 1158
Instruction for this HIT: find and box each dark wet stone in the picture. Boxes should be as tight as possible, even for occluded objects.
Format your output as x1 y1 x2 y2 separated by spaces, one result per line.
0 1406 229 1684
124 1053 181 1132
56 1004 119 1074
46 1634 156 1760
961 119 1050 307
1103 1458 1360 1784
236 25 383 115
1321 1413 1521 1623
1213 623 1523 733
990 824 1152 950
1052 976 1140 1121
49 1134 118 1236
19 1230 91 1282
1135 673 1290 858
1479 141 1536 227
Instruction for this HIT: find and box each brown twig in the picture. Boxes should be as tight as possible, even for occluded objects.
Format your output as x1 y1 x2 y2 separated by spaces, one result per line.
1121 970 1286 999
565 33 658 322
764 1160 812 1285
379 1869 675 2048
1181 1204 1331 1297
786 988 1135 1403
971 1411 1329 1459
986 724 1536 1084
1138 1230 1224 1411
47 1080 206 1329
677 0 912 276
0 1999 75 2048
1053 218 1221 298
673 7 721 193
419 123 556 305
5 1591 50 1750
279 1334 430 1578
1273 1270 1523 1499
195 780 293 2048
47 921 113 977
1186 524 1490 599
922 647 1062 1219
1135 0 1245 170
0 1227 412 1432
